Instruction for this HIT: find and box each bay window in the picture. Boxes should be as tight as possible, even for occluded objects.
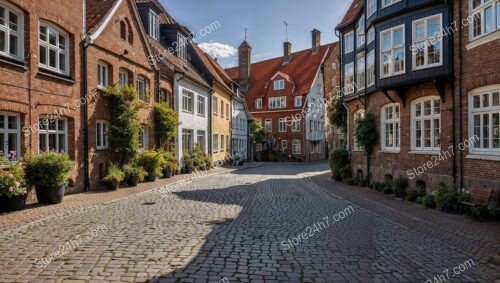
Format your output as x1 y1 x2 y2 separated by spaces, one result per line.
39 118 67 153
356 15 365 48
356 53 365 90
382 0 402 8
367 0 377 18
381 104 401 151
344 31 354 54
344 62 354 93
380 25 405 77
367 50 375 87
39 22 69 74
411 97 441 151
412 14 443 69
469 86 500 154
0 2 23 60
367 26 375 44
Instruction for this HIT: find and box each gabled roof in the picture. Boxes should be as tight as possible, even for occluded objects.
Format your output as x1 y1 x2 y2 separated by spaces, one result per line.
225 42 338 109
86 0 119 34
337 0 363 30
148 37 211 89
191 43 235 94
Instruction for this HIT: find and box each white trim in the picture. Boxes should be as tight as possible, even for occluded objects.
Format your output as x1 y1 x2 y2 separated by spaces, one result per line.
411 14 444 71
381 0 402 9
96 120 109 150
466 154 500 161
0 111 21 158
466 29 500 50
380 24 406 78
380 103 401 151
38 21 70 75
468 84 500 155
38 117 68 153
0 1 24 61
410 96 441 152
344 31 354 54
89 0 123 41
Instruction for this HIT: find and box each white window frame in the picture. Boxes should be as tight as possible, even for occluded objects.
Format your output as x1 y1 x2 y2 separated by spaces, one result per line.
197 130 206 152
367 26 375 44
137 76 147 102
38 117 68 153
353 109 365 151
380 25 405 78
381 103 401 151
255 98 262 109
344 31 354 54
177 34 187 61
138 125 148 150
356 15 365 48
212 96 218 114
0 111 21 159
367 50 375 87
356 53 365 91
292 140 301 154
294 96 302 107
367 0 377 18
96 120 109 150
468 85 500 155
469 0 500 40
264 119 272 132
182 129 194 153
119 69 128 89
344 62 354 94
221 134 225 151
279 118 287 132
182 89 194 113
269 97 286 109
292 119 300 132
212 134 218 153
382 0 402 9
97 62 109 88
412 14 443 70
0 2 24 60
281 140 288 149
411 96 441 152
274 79 285 90
197 95 205 117
149 9 159 40
38 21 69 75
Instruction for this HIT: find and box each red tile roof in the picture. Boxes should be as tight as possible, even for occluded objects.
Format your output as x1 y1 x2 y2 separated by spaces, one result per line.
337 0 363 29
86 0 118 34
225 42 338 111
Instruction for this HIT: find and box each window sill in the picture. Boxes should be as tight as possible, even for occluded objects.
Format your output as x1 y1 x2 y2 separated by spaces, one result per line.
466 153 500 161
408 150 440 155
380 149 401 154
0 55 27 70
412 63 443 71
37 69 75 84
96 147 109 151
467 30 500 50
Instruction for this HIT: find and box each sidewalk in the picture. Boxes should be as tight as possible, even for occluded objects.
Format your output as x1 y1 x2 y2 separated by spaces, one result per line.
0 162 262 231
310 173 500 264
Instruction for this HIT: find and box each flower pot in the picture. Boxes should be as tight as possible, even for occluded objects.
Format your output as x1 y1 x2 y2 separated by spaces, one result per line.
35 185 65 204
108 180 120 190
0 194 27 211
146 173 156 182
162 168 172 179
128 175 139 187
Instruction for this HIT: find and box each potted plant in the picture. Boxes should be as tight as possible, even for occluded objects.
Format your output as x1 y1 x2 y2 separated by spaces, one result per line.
136 150 162 182
102 163 125 190
182 150 195 174
392 178 409 199
123 163 146 186
434 184 449 211
205 154 213 170
23 152 74 204
421 194 436 209
0 163 29 211
159 150 176 178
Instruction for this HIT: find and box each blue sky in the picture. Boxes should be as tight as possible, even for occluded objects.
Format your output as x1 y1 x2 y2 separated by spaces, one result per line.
160 0 351 68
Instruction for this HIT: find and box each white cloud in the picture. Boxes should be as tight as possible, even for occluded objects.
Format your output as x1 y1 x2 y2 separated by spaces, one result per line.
198 42 237 59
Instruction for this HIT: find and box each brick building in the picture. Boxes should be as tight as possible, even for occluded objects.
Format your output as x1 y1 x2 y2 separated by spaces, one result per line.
0 0 84 192
337 0 499 191
226 31 339 162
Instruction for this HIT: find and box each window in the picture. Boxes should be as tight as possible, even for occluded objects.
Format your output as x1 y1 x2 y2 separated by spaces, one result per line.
96 121 109 150
138 126 148 150
292 140 301 154
367 50 375 87
197 130 206 152
356 53 365 90
256 98 262 109
120 21 126 41
412 97 441 151
119 69 128 89
220 100 224 117
344 62 354 93
177 34 187 60
356 15 365 48
344 31 354 54
292 119 300 132
226 103 229 119
226 135 230 152
212 134 218 152
0 112 20 159
332 62 337 69
269 97 286 109
353 110 365 151
295 96 302 107
221 134 225 151
412 14 443 69
149 10 159 40
264 119 272 132
182 129 193 153
212 96 218 114
0 2 23 59
470 0 500 39
137 76 147 102
382 0 402 8
279 118 287 132
97 62 109 88
156 89 169 104
381 104 400 151
367 0 377 17
274 79 285 90
39 22 69 74
182 89 194 113
281 140 288 149
197 96 205 117
38 118 67 153
367 26 375 44
380 25 405 77
469 87 500 153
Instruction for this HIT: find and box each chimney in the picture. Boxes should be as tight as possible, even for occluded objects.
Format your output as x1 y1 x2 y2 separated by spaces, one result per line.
312 29 321 50
283 42 292 58
238 41 252 92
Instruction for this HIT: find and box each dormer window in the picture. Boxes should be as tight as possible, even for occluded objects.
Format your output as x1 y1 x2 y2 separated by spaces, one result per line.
149 10 159 40
274 79 285 90
177 34 187 60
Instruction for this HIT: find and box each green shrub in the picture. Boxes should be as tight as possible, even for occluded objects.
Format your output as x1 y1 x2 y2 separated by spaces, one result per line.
155 103 179 147
23 152 75 189
136 150 162 177
123 163 147 180
0 163 28 198
353 112 378 156
102 163 125 183
329 148 351 180
392 178 409 198
421 194 436 208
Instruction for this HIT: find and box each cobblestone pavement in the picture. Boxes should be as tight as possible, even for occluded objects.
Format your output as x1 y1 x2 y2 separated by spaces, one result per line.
0 162 498 282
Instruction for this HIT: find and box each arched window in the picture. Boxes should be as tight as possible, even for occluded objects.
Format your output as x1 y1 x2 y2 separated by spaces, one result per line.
39 21 69 74
120 21 126 40
0 1 24 59
381 103 400 151
128 23 133 44
411 96 441 151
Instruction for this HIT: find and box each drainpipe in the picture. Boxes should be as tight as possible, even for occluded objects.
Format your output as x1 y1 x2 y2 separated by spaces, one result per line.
448 1 457 185
27 52 33 150
208 88 215 155
82 0 90 192
458 0 464 188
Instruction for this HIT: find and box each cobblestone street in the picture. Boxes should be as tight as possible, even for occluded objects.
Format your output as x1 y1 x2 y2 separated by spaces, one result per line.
0 162 498 282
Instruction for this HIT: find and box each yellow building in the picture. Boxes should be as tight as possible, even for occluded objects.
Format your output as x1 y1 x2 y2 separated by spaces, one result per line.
192 44 235 164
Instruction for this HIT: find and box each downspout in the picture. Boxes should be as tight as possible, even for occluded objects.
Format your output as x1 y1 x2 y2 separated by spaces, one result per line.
208 88 215 155
449 1 457 185
27 52 33 150
458 0 464 188
82 0 90 192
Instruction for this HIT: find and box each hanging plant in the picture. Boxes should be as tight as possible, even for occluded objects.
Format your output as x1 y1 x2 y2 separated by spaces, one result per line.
353 112 378 156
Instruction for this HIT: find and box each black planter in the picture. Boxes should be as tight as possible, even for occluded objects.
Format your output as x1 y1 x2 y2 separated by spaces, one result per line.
0 194 28 211
128 175 139 187
162 168 172 179
146 173 156 182
108 180 119 190
35 185 65 204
